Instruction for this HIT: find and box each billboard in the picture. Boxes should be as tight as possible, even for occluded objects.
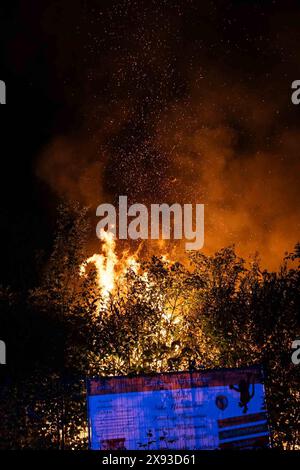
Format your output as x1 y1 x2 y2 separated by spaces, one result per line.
87 366 270 450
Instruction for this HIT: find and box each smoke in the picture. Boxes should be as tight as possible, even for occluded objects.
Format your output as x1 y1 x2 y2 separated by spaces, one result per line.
155 75 300 267
34 1 300 269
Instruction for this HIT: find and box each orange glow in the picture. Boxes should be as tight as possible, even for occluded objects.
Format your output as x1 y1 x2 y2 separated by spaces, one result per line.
80 229 118 300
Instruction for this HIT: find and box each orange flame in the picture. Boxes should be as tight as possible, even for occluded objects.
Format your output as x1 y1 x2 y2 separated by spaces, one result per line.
80 229 118 300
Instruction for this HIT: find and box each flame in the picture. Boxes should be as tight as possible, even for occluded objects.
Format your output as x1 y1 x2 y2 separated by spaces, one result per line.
122 255 140 275
80 230 177 325
80 229 118 299
80 230 144 307
79 232 185 351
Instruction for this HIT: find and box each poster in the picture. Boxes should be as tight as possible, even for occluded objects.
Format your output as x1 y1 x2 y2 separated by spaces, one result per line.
87 366 270 450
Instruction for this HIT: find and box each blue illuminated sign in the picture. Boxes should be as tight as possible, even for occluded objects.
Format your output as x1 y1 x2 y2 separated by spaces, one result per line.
87 366 270 450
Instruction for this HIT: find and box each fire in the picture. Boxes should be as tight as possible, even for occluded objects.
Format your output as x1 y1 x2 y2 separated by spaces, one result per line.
79 232 185 350
80 229 118 299
80 231 176 321
80 230 144 306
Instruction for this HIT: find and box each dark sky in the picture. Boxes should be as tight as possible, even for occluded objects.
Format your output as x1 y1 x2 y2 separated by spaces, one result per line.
1 0 300 286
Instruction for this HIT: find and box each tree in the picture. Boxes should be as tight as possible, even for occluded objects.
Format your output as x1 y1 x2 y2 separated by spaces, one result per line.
0 203 299 449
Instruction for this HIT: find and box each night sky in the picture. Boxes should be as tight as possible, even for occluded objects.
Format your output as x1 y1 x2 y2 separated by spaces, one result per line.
1 0 300 287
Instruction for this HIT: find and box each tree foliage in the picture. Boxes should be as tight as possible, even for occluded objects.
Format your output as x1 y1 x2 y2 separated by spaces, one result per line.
0 204 299 449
